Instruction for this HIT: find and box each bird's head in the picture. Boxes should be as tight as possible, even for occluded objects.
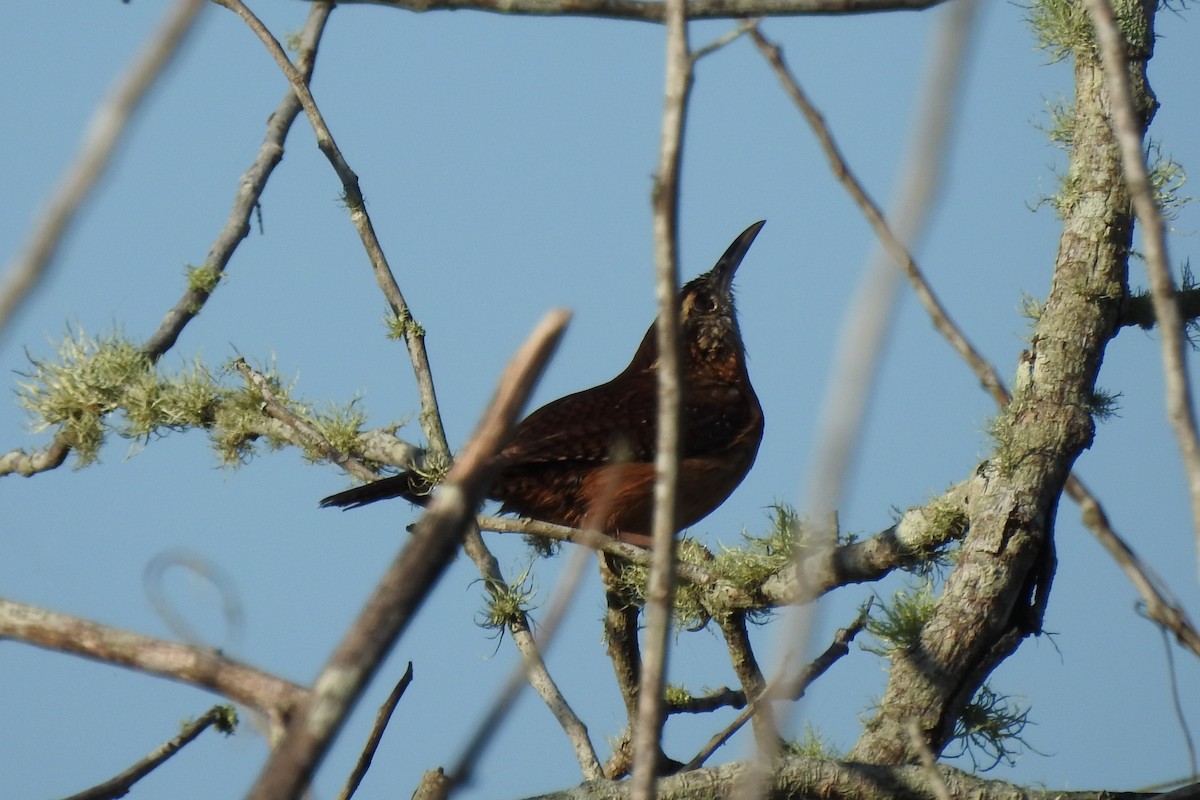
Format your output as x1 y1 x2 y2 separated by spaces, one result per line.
623 220 765 375
679 220 764 365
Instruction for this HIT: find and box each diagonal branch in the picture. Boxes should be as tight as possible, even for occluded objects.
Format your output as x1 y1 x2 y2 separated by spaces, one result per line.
337 665 414 800
2 1 335 479
1081 0 1200 568
245 309 570 800
0 0 206 338
211 0 451 461
59 705 237 800
0 597 305 728
683 603 870 770
142 2 333 360
450 534 605 786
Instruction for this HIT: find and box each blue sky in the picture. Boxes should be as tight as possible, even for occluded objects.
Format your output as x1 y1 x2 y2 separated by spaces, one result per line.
2 1 1198 798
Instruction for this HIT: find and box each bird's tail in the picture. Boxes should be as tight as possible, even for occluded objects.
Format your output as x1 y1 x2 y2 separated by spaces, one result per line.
319 472 434 510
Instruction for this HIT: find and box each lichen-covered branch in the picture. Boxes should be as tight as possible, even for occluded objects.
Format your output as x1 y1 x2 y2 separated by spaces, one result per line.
519 756 1157 800
849 0 1154 764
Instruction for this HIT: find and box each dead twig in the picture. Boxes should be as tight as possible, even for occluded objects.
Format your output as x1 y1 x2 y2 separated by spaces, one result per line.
338 664 415 800
59 705 236 800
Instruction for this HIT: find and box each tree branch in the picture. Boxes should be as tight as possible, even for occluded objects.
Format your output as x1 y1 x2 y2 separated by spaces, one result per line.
628 0 692 787
850 0 1152 762
59 705 237 800
0 0 206 338
142 2 333 360
1082 0 1200 565
0 597 305 727
450 534 604 786
211 0 451 461
344 0 947 22
337 665 414 800
520 755 1154 800
684 603 869 770
245 309 570 800
2 2 335 479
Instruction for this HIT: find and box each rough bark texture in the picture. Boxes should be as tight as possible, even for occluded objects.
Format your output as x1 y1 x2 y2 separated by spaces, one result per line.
848 0 1155 765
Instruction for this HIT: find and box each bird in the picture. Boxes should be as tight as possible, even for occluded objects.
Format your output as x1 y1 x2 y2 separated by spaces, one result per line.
321 221 766 548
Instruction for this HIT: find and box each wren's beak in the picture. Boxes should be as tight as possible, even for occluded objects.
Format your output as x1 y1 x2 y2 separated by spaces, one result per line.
712 220 766 288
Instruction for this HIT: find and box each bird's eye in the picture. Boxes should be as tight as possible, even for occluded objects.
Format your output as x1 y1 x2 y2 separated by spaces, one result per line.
691 292 718 314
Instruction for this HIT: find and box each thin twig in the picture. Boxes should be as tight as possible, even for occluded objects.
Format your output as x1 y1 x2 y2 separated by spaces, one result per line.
1158 627 1199 781
691 19 757 61
0 0 206 338
234 357 376 482
59 705 236 800
245 309 570 800
906 719 953 800
684 603 869 770
449 539 604 787
210 0 451 461
745 8 979 788
338 664 415 800
1065 476 1200 658
630 0 693 789
142 1 334 360
1082 0 1200 570
2 2 334 478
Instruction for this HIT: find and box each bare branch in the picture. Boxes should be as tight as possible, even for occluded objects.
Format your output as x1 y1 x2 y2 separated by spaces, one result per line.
629 0 693 788
0 0 206 338
345 0 948 22
338 664 414 800
449 538 604 787
684 602 869 770
0 597 305 726
59 705 236 800
1065 475 1200 659
1082 0 1200 567
245 309 570 800
142 2 334 360
210 0 451 461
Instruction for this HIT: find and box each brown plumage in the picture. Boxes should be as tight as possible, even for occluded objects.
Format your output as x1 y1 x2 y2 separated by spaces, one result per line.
321 221 766 547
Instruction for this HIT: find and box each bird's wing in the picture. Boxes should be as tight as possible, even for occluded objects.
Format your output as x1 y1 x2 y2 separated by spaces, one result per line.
498 378 658 465
498 377 760 465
